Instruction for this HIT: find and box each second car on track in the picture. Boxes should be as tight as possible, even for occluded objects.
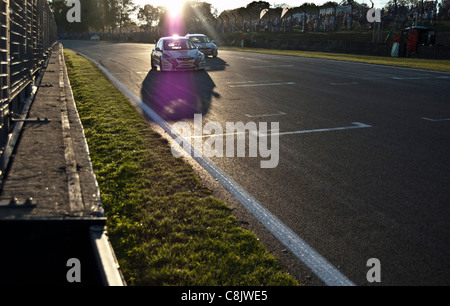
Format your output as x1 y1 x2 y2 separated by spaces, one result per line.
185 34 218 58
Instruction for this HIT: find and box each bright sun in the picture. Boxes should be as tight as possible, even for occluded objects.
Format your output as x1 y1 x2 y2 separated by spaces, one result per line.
166 0 185 18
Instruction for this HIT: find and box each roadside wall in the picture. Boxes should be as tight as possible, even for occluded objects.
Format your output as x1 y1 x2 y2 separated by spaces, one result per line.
249 38 450 59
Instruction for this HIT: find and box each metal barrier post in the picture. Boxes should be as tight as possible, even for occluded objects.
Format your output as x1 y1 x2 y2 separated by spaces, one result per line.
0 0 57 179
0 0 11 176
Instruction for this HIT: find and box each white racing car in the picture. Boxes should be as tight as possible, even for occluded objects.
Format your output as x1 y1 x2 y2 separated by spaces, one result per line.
186 34 218 57
151 36 206 71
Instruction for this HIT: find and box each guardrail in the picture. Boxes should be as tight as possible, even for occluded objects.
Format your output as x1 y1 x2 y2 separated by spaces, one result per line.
0 1 125 286
0 0 57 178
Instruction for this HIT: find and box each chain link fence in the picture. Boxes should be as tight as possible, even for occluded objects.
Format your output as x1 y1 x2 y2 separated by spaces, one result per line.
0 0 57 177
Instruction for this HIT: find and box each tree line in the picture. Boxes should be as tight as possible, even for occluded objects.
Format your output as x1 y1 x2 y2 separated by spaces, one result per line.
50 0 422 34
50 0 217 34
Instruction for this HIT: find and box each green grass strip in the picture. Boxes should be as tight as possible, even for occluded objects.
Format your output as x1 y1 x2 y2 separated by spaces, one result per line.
221 47 450 73
63 49 299 286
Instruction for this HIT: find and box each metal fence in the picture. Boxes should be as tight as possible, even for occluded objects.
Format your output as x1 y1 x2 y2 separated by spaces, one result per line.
0 0 57 177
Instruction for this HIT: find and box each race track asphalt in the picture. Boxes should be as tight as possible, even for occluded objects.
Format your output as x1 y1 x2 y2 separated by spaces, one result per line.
62 40 450 286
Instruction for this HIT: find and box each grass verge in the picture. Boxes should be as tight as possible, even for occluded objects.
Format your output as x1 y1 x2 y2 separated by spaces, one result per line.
63 49 299 286
221 46 450 73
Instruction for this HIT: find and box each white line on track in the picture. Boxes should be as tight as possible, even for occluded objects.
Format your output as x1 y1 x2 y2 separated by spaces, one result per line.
179 121 372 140
274 53 450 75
392 76 449 80
264 122 373 137
184 131 247 139
226 80 282 84
244 111 287 118
330 82 359 86
237 57 266 62
75 51 356 286
229 82 296 88
252 64 294 68
422 117 450 122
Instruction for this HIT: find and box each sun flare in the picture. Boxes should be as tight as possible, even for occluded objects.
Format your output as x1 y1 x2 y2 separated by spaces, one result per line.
166 0 185 18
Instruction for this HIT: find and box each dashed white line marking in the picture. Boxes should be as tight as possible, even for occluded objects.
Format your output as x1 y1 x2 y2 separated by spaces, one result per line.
363 75 450 80
392 76 449 80
229 82 296 88
330 82 359 86
244 111 287 118
422 117 450 122
259 122 373 137
226 80 282 85
252 64 294 68
226 80 285 85
237 57 266 62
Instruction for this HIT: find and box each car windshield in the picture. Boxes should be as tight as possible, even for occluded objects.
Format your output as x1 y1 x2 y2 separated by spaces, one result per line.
189 36 211 43
163 39 196 50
